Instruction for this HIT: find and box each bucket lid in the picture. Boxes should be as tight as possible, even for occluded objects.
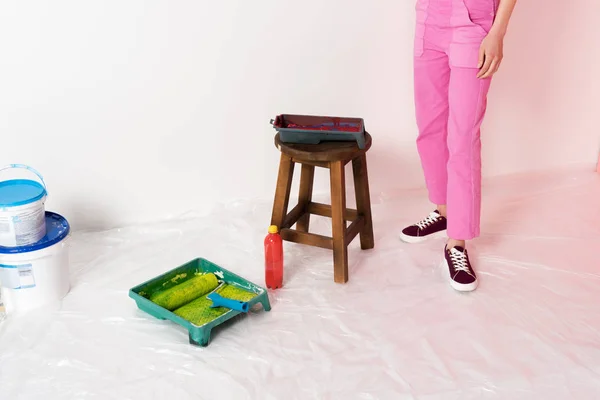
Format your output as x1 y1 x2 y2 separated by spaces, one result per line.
0 212 70 254
0 179 46 207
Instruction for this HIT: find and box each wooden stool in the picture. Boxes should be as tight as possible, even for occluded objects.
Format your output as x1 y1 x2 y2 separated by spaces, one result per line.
270 132 374 283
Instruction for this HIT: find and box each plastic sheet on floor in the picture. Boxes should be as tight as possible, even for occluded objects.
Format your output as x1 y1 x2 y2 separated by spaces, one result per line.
1 166 599 399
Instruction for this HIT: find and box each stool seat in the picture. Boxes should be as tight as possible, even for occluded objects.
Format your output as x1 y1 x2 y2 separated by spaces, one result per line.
274 132 372 163
270 132 375 283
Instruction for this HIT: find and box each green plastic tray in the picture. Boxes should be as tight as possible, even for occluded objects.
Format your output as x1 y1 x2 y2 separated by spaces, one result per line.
129 258 271 347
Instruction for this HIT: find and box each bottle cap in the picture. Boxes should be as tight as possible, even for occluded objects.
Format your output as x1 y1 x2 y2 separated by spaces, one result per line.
268 225 278 234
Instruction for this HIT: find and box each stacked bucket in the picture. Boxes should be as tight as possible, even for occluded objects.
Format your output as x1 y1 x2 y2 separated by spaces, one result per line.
0 164 70 316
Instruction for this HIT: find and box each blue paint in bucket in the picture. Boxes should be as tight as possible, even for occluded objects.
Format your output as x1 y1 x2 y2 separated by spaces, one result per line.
0 165 48 247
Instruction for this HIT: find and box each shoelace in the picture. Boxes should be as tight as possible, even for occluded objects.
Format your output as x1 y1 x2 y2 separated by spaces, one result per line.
415 212 441 230
449 248 472 274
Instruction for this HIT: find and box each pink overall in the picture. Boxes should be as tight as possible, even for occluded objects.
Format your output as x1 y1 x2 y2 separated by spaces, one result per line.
414 0 497 240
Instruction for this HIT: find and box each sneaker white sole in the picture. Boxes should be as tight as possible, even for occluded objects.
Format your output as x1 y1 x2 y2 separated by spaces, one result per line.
399 229 446 244
443 259 478 292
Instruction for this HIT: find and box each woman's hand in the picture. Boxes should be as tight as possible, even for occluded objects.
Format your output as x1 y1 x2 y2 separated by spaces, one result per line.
477 30 504 79
477 0 517 78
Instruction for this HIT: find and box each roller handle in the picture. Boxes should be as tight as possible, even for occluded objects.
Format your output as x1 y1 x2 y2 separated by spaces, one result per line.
207 292 249 313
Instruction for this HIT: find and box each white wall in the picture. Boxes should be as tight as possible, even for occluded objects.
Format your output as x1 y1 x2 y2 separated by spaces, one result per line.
0 0 598 230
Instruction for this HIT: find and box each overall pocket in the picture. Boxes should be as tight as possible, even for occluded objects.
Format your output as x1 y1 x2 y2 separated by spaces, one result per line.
448 42 481 68
462 0 495 33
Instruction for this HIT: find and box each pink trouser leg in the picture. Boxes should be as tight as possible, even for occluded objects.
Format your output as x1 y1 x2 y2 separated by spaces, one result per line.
414 45 491 240
446 67 491 240
414 47 451 206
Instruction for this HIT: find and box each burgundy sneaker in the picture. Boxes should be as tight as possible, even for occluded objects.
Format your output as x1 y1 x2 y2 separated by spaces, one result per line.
400 211 447 243
443 246 478 292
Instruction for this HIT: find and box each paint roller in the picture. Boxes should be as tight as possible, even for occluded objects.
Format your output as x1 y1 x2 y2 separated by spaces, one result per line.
150 273 219 311
150 272 251 313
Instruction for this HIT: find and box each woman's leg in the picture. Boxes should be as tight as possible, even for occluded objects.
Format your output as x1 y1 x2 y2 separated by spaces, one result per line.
441 59 492 292
446 66 492 243
414 47 451 208
400 44 452 244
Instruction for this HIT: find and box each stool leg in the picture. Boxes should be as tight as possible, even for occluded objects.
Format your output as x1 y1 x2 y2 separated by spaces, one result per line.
330 160 348 283
271 154 295 229
352 154 374 250
296 164 315 232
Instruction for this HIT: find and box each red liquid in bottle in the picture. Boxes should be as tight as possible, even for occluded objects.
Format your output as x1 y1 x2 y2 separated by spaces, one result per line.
265 225 283 289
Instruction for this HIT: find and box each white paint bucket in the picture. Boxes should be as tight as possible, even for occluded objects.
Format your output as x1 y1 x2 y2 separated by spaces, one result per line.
0 164 48 247
0 212 70 315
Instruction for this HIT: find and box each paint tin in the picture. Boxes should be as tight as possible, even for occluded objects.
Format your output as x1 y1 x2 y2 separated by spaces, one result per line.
0 164 48 247
0 212 70 315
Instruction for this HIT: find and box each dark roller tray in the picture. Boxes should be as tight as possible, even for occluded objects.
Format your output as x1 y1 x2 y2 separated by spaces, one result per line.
270 114 366 149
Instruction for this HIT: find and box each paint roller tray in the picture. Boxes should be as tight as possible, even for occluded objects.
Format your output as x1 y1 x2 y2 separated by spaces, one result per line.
129 258 271 347
270 114 367 149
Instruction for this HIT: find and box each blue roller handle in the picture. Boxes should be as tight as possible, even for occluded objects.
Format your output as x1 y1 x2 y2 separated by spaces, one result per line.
207 292 249 313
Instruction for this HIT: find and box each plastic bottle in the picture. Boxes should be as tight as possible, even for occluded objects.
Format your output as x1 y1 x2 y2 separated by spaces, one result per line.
264 225 283 289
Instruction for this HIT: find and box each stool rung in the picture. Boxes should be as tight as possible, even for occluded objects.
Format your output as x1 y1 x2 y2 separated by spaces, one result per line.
345 216 365 244
282 204 306 229
307 202 358 221
280 228 333 250
291 158 329 169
